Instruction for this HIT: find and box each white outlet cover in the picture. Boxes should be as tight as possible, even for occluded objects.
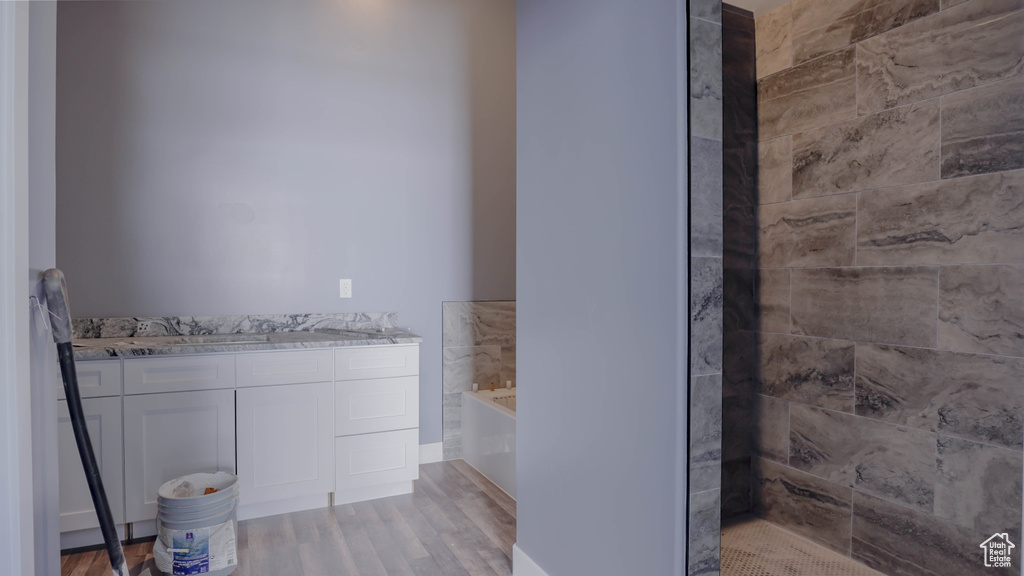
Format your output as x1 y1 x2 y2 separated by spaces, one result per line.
339 279 352 298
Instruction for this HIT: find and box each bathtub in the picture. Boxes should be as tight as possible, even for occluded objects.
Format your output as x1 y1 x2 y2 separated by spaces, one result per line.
462 388 516 499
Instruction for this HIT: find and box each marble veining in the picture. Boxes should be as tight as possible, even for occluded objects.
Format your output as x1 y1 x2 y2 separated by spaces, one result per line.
691 17 724 141
689 489 723 576
790 267 938 347
692 137 725 258
940 74 1024 179
934 436 1023 535
758 333 855 412
856 0 1024 114
70 313 419 359
856 344 1024 449
757 269 791 333
852 491 1017 576
789 404 937 511
691 257 724 375
754 457 854 554
758 193 856 268
857 170 1024 265
790 0 937 65
754 394 790 464
73 312 397 339
792 100 940 198
755 3 792 79
692 374 724 493
938 264 1024 357
758 136 792 204
758 47 856 141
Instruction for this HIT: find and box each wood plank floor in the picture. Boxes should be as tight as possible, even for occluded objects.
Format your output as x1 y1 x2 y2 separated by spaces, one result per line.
61 460 516 576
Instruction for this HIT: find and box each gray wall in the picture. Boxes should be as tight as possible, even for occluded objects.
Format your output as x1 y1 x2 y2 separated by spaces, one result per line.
55 0 516 444
516 0 688 574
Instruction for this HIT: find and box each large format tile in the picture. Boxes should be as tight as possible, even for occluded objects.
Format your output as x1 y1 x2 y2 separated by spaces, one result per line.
790 267 938 346
790 0 937 65
442 302 472 347
691 257 724 375
689 489 722 576
857 170 1024 265
691 0 722 23
467 301 516 347
442 346 501 393
938 264 1024 357
935 436 1023 535
789 405 937 511
753 394 789 464
691 374 724 493
758 194 856 268
857 0 1024 114
753 457 853 554
691 17 723 141
755 3 792 79
856 344 1024 449
941 75 1024 179
758 47 856 141
692 137 724 258
756 269 790 333
758 333 854 412
852 491 1017 576
792 100 940 198
757 136 791 204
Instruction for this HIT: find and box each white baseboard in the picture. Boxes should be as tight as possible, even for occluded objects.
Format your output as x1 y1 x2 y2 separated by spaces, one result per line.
419 442 443 464
513 543 551 576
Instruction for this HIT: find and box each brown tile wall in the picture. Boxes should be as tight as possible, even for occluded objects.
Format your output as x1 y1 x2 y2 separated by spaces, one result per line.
751 0 1024 573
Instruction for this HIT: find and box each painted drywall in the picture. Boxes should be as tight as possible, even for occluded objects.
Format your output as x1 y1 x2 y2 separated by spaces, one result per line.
0 2 36 574
516 0 688 574
55 0 516 444
28 2 59 574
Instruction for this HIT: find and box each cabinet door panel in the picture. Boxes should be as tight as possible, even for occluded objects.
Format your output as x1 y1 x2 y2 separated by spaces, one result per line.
236 382 334 505
123 390 235 522
236 349 333 388
124 355 234 395
57 359 122 399
335 429 418 492
335 376 418 436
334 345 419 381
58 397 124 532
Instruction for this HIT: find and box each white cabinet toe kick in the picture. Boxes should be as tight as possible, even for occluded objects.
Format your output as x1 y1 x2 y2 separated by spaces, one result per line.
57 343 420 550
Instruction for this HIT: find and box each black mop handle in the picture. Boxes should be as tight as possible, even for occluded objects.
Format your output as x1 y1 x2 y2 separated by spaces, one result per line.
42 269 129 576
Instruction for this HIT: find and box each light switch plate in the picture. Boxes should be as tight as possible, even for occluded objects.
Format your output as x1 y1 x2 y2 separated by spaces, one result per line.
339 279 352 298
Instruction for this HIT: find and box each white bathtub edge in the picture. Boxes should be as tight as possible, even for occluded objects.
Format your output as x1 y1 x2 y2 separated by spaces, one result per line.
513 544 551 576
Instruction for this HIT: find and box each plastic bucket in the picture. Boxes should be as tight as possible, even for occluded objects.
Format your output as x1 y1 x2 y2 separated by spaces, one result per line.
154 472 239 576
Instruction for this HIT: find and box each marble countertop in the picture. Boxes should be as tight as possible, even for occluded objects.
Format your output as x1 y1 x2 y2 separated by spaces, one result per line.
68 313 422 359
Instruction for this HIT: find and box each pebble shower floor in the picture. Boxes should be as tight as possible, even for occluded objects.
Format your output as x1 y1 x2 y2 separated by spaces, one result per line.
721 518 886 576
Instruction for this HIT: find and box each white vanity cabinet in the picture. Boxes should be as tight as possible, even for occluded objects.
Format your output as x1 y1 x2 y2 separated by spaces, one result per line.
123 389 236 523
57 341 420 548
236 381 334 506
57 396 124 533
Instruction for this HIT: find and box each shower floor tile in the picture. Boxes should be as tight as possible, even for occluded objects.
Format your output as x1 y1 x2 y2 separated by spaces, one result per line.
721 517 885 576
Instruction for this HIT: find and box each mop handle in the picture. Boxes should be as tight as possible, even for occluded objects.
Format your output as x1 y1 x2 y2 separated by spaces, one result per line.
42 269 130 576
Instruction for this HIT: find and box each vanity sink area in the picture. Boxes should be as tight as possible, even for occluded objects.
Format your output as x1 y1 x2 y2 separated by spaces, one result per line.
58 312 423 551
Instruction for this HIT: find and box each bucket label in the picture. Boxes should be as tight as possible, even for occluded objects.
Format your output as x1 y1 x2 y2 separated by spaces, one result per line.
172 528 209 575
165 520 237 575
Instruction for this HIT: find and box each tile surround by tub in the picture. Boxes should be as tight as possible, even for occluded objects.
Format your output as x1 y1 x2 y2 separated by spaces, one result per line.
748 0 1024 573
441 301 515 460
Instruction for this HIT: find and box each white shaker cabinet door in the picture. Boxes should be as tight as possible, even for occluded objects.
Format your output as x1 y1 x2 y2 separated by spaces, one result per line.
57 397 125 532
123 390 236 523
236 382 334 505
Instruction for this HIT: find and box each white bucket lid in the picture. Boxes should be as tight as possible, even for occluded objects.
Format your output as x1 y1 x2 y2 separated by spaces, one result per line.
157 471 238 508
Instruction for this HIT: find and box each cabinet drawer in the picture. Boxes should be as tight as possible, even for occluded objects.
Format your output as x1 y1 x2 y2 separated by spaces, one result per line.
124 355 235 394
334 345 418 381
236 349 333 388
58 359 121 399
335 429 418 492
335 376 418 437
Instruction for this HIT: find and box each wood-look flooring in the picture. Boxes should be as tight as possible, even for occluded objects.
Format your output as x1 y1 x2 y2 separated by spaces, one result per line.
61 460 516 576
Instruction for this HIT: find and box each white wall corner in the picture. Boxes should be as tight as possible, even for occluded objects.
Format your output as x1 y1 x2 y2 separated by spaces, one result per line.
419 442 443 465
513 544 551 576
